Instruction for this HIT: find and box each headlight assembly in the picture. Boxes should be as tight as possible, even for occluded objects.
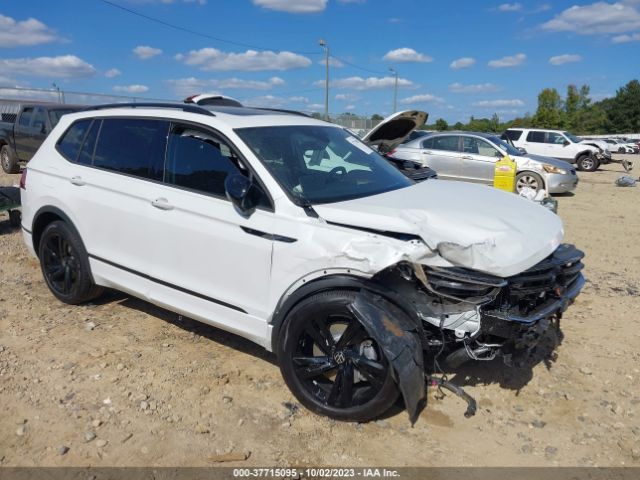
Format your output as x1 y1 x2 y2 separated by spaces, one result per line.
542 164 567 174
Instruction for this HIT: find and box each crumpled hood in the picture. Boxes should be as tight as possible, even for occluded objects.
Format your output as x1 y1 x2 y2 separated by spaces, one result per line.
514 154 575 170
314 180 564 277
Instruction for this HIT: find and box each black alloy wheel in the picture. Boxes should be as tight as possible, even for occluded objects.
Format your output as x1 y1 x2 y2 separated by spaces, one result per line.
279 291 399 422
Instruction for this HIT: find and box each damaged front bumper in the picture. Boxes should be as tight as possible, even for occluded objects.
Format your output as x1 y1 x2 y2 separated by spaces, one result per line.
352 243 585 422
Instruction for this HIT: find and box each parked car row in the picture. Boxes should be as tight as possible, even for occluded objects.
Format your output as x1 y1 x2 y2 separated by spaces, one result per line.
16 101 585 423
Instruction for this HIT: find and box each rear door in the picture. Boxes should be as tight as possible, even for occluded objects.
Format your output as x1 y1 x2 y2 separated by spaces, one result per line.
420 135 462 179
521 131 547 157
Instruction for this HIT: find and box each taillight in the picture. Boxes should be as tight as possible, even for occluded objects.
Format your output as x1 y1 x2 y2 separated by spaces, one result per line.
19 169 27 190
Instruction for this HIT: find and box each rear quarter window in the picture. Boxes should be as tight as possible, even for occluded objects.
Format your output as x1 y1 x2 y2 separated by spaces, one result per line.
526 131 546 143
56 119 92 162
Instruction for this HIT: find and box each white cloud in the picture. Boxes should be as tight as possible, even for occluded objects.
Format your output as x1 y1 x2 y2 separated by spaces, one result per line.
488 53 526 67
612 32 640 42
541 2 640 35
472 99 525 107
252 0 327 13
113 84 149 94
498 3 522 11
289 96 309 103
449 82 502 93
383 47 433 63
177 48 311 71
319 57 344 67
345 104 356 110
133 45 163 60
400 94 445 104
167 76 284 95
0 14 60 47
449 57 476 69
338 0 365 3
549 54 583 65
0 55 96 78
315 76 414 90
306 103 324 110
104 68 122 78
335 93 358 101
242 94 289 108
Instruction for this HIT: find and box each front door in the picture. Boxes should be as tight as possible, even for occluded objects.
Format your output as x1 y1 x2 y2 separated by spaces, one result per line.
420 135 462 180
459 136 502 184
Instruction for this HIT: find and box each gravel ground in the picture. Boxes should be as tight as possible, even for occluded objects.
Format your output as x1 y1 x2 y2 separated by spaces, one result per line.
1 157 639 467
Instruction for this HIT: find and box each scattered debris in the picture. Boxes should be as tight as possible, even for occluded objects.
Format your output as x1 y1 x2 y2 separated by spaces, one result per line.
208 452 250 463
615 175 637 187
57 446 70 456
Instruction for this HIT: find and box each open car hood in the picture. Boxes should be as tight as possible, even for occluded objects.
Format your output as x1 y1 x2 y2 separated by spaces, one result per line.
314 180 564 277
361 110 428 153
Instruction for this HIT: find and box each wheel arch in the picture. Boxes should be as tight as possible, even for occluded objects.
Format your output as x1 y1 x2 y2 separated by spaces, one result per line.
31 206 84 257
516 169 546 189
269 273 420 353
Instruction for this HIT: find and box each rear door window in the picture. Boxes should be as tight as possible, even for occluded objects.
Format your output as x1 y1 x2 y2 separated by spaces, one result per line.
57 119 92 162
526 131 546 143
93 118 168 181
31 108 47 131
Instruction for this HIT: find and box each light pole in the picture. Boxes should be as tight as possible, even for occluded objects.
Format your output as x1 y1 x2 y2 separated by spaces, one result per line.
389 67 398 113
319 39 329 121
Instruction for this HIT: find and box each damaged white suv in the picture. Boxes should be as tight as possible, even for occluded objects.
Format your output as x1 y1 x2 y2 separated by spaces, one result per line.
20 104 584 423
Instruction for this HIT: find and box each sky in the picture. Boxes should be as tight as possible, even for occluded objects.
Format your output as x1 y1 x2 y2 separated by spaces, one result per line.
1 0 639 122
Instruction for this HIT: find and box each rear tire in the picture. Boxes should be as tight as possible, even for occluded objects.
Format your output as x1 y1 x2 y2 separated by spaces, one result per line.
278 290 399 422
576 155 598 172
1 145 19 174
38 221 103 304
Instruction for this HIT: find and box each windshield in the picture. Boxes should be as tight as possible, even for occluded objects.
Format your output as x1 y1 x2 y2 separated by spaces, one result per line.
48 109 78 128
235 125 412 205
488 136 521 157
563 131 582 143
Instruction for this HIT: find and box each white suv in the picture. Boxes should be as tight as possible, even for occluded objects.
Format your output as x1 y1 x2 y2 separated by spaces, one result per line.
20 103 585 423
504 128 603 172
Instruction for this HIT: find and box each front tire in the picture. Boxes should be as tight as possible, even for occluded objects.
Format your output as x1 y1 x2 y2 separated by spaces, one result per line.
577 154 598 172
1 145 19 174
278 290 399 422
515 171 544 194
38 221 103 304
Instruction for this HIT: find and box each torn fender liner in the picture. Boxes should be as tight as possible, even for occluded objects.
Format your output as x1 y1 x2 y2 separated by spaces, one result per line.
348 291 426 424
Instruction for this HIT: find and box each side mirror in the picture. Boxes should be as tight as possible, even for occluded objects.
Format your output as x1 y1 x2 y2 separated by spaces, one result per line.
518 147 527 155
224 174 259 217
563 140 570 146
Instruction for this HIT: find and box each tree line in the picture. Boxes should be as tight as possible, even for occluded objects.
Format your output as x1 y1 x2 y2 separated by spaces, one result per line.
419 79 640 135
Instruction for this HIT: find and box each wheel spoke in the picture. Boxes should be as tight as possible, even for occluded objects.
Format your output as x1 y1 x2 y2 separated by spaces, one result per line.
63 267 72 293
293 356 336 379
304 316 335 355
335 320 367 350
336 362 354 407
47 265 65 281
327 367 343 406
352 356 386 390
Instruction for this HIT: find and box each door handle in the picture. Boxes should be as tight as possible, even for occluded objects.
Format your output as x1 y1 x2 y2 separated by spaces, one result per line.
461 155 473 160
70 176 85 186
151 197 174 211
422 150 432 154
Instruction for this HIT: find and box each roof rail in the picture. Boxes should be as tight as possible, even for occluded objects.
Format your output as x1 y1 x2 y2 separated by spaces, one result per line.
83 102 215 117
255 107 310 118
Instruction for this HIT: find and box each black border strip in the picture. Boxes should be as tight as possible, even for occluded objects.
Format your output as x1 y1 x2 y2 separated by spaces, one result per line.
22 225 32 234
88 254 247 314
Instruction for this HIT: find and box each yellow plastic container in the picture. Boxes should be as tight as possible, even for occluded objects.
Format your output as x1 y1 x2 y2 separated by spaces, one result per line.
493 155 517 193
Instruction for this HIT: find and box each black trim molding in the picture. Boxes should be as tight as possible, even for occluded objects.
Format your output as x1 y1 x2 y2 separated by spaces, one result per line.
88 254 247 314
240 226 297 243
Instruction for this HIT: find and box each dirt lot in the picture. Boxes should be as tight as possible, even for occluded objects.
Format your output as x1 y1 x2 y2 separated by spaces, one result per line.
1 158 639 467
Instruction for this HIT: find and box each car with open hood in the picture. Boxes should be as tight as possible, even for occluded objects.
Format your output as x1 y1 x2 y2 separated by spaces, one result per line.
390 130 578 194
19 102 584 423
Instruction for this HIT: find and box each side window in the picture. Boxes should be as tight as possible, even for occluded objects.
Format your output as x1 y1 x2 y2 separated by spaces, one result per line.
547 132 566 144
165 124 243 197
93 118 168 181
431 136 460 152
77 120 100 166
56 119 92 162
31 108 47 131
526 131 545 143
421 137 433 149
504 130 522 141
18 108 34 127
